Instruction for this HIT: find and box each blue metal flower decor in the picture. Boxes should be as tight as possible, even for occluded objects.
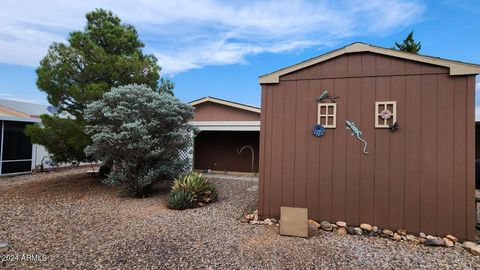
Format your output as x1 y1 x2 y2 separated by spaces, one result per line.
312 124 326 137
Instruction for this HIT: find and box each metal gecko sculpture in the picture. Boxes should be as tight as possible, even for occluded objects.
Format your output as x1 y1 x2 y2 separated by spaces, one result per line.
345 120 368 154
315 90 339 103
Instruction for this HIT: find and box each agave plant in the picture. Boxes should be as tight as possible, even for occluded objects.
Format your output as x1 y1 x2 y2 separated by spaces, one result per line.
168 172 218 209
167 189 194 210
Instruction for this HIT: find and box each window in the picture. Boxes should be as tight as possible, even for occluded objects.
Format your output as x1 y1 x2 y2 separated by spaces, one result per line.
375 101 397 128
317 103 336 128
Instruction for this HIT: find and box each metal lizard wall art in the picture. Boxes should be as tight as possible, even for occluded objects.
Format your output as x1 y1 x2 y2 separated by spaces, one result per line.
315 90 339 103
345 120 368 154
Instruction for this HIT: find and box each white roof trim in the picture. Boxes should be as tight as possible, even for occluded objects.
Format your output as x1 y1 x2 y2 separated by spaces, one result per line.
189 97 260 114
0 116 41 122
259 42 480 84
190 121 260 131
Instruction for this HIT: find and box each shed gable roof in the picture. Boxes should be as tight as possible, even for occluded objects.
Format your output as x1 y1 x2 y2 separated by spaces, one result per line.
189 96 260 114
259 42 480 84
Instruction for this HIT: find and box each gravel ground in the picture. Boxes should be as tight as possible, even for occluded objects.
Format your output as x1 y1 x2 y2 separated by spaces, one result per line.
1 168 480 269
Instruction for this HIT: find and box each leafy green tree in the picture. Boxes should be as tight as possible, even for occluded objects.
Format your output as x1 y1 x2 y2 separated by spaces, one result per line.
26 9 172 162
84 84 194 197
393 31 422 54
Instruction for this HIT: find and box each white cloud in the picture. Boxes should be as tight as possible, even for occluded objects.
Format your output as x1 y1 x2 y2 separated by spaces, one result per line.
0 0 425 74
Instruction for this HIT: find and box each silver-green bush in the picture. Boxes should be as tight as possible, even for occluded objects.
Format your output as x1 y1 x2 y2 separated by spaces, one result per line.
84 84 194 197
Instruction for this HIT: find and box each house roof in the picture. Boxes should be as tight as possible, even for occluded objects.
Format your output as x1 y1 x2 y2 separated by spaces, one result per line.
259 42 480 84
0 99 49 117
189 96 260 114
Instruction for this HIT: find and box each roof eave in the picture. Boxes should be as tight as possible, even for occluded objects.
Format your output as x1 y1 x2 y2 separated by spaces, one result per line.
189 96 261 114
259 42 480 84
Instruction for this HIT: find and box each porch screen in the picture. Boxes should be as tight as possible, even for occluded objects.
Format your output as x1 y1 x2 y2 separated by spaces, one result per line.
1 121 33 174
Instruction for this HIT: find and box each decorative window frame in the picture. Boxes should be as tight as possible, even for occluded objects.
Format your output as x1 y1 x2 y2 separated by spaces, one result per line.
317 103 336 128
375 101 397 128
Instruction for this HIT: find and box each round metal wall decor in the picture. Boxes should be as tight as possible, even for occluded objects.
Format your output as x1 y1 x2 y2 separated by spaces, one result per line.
380 109 393 120
312 124 326 137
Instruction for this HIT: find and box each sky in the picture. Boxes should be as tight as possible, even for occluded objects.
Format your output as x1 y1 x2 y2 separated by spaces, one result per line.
0 0 479 117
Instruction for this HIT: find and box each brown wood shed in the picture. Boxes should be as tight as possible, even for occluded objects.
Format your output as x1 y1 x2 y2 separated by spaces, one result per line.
189 97 260 174
258 42 480 240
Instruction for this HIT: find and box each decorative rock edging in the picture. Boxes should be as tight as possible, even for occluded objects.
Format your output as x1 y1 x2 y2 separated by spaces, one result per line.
242 210 279 226
241 212 480 256
307 220 480 256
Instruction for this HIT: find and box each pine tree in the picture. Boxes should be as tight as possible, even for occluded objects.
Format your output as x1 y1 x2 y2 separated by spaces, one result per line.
394 31 422 54
26 9 172 162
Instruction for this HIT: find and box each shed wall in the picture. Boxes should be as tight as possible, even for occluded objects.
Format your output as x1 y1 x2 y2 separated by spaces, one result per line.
192 102 259 121
259 52 476 240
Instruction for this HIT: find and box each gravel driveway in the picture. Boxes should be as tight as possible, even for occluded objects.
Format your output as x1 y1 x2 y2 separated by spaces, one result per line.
1 168 479 269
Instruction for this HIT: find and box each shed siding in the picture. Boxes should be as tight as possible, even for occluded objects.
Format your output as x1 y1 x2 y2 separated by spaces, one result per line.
192 102 259 121
259 52 476 240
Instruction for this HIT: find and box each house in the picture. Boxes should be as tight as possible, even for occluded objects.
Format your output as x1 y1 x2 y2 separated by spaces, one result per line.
189 96 260 174
0 99 49 175
258 42 480 240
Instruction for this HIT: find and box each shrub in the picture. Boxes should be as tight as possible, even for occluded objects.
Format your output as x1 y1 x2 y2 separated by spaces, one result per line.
167 189 194 210
84 84 194 197
167 172 218 209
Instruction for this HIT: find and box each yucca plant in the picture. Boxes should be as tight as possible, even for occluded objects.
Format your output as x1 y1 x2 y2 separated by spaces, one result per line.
167 189 194 210
168 172 218 209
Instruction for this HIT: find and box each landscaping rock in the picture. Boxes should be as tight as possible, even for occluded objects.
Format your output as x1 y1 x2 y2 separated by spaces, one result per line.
397 229 407 236
253 210 259 221
383 229 394 237
353 227 363 236
264 218 274 226
418 238 427 244
372 226 378 233
463 242 480 255
270 218 277 223
308 224 319 237
425 239 445 247
406 234 417 242
426 235 435 240
392 233 401 241
308 219 321 230
445 234 458 243
443 238 454 247
360 223 373 232
0 241 9 252
346 226 356 235
336 221 347 228
401 236 407 241
337 227 347 236
419 232 426 238
320 221 333 231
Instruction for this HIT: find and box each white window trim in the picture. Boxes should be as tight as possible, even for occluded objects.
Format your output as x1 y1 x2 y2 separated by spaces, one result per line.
317 103 336 128
375 101 397 128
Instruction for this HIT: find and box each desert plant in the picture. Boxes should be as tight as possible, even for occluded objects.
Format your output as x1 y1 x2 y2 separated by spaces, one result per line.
167 189 194 210
84 84 194 197
168 172 218 209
